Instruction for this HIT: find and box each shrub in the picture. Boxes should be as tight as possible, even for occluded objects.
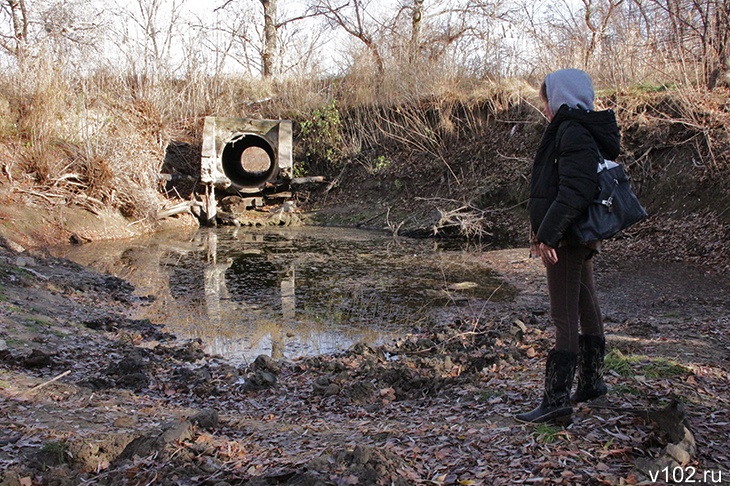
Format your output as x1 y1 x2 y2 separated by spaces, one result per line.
298 99 347 173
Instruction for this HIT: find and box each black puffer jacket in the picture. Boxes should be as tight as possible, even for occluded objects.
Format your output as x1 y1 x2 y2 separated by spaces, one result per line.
528 105 621 248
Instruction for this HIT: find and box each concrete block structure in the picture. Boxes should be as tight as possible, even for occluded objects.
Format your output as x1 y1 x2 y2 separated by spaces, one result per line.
199 117 293 223
201 117 293 192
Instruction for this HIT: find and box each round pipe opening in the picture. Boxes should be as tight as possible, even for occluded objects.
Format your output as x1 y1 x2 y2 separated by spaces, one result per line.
221 134 277 188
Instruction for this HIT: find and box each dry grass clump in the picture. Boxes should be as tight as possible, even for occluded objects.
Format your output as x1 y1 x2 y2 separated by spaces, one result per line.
331 57 472 109
335 81 540 176
615 86 730 172
0 64 169 228
87 98 168 221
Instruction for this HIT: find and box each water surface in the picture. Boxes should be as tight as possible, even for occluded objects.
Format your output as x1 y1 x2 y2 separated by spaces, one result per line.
54 226 513 363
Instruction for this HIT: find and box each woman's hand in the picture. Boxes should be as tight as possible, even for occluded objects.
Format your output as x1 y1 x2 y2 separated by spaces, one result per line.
538 242 558 266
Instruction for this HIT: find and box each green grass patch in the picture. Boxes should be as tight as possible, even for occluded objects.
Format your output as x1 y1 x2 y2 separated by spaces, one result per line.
605 349 636 377
605 349 691 379
22 316 55 332
3 337 24 346
534 423 562 444
40 441 68 465
643 357 690 378
610 383 642 395
476 389 504 402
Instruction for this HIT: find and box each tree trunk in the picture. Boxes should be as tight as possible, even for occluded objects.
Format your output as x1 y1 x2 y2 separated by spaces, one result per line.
410 0 424 62
707 0 729 88
6 0 28 63
260 0 278 78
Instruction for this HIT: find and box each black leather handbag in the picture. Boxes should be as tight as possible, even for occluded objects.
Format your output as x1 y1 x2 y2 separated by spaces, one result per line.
570 161 648 244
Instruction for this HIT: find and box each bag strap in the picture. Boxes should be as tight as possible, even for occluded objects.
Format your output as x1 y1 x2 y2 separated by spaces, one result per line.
597 175 619 212
556 120 620 210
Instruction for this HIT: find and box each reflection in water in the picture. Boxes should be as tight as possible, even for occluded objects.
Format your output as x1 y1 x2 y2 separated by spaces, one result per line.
53 226 513 364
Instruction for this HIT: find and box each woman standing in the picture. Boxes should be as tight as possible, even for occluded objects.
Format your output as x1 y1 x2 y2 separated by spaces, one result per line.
516 69 619 423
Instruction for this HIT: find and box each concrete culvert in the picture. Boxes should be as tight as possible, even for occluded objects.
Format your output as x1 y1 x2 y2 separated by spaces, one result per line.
221 134 277 189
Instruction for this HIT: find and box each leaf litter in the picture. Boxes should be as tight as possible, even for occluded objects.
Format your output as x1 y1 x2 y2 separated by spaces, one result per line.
0 246 728 485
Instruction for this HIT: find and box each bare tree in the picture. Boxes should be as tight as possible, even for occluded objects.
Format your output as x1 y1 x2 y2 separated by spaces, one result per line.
140 0 187 79
410 0 424 60
107 0 189 84
39 1 105 68
632 0 729 88
308 0 386 74
708 0 730 87
1 0 104 71
276 15 329 77
260 0 278 77
217 0 327 79
201 4 261 77
395 0 517 75
1 0 29 62
581 0 625 69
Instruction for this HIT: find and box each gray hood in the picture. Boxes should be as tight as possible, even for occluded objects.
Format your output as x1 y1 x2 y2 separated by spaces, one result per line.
545 69 594 116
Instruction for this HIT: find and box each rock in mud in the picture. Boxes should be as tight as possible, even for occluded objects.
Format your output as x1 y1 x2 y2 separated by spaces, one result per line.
22 349 54 368
104 350 148 376
117 419 193 462
312 375 340 396
240 370 278 392
104 350 150 391
253 354 281 373
299 445 412 486
189 409 219 430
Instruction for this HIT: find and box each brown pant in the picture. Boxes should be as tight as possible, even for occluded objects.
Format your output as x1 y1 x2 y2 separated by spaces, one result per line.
546 245 603 353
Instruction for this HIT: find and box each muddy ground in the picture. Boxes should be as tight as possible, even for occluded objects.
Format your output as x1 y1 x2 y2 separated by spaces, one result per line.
0 232 728 486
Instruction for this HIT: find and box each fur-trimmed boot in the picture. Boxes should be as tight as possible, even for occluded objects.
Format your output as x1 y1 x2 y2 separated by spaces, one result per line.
572 334 608 403
516 349 577 423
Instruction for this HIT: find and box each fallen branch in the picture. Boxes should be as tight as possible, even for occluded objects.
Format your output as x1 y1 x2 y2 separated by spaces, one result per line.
22 267 49 280
73 193 105 215
432 205 491 239
157 201 204 220
13 188 61 204
356 210 388 228
25 370 71 394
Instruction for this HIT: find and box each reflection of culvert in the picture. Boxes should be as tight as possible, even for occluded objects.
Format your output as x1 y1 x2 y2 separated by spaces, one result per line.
221 134 277 189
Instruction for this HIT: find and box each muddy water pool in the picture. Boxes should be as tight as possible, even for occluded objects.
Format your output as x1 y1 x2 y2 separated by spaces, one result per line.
54 226 514 364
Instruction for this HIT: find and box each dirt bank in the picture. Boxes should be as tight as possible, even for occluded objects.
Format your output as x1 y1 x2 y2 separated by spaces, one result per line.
1 236 728 485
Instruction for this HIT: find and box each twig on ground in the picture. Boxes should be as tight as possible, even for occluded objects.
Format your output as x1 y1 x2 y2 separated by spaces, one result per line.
25 370 72 395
